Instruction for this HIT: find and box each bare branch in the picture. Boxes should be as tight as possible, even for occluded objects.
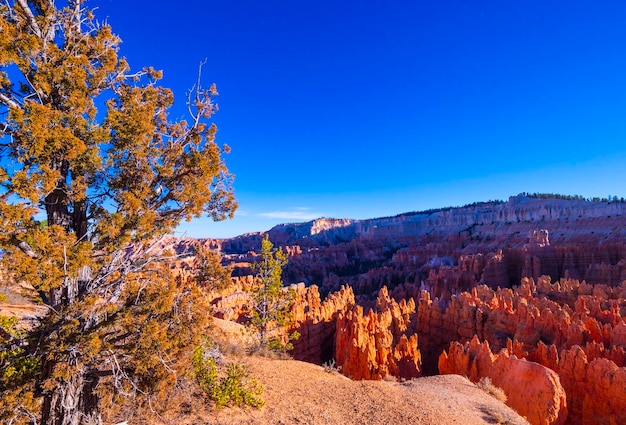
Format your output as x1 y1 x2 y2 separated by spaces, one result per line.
108 352 147 397
18 241 38 258
15 0 42 37
0 122 13 137
186 59 207 127
70 0 82 35
0 92 20 109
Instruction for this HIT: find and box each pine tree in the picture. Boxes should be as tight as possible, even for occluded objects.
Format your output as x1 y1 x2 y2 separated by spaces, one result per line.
247 236 298 351
0 1 236 424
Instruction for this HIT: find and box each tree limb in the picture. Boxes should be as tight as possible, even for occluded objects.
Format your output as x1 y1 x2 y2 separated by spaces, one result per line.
0 91 20 109
15 0 42 38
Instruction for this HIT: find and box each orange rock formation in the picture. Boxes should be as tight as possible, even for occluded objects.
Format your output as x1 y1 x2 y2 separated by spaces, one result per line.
289 284 356 364
334 287 421 380
439 336 567 425
418 276 626 425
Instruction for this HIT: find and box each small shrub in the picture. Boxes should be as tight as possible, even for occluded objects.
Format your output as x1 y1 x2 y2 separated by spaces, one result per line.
246 340 292 360
0 315 40 424
0 293 8 303
477 377 507 403
192 340 264 408
214 363 264 408
322 359 342 374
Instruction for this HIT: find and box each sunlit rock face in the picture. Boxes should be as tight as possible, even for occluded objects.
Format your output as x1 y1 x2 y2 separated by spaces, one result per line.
179 196 626 301
439 335 568 425
288 284 356 365
334 287 421 380
424 277 626 425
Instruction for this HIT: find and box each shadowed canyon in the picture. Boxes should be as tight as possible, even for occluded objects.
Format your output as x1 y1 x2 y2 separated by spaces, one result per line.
172 195 626 425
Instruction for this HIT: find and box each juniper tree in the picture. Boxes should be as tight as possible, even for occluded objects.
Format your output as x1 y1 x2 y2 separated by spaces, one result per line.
0 1 236 424
194 243 233 292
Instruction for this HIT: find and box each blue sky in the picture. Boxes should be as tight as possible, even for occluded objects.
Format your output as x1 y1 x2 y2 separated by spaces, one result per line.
92 0 626 238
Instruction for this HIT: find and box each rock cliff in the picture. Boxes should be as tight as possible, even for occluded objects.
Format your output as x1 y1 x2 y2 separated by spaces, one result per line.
289 284 356 364
419 276 626 425
439 336 567 425
334 287 421 380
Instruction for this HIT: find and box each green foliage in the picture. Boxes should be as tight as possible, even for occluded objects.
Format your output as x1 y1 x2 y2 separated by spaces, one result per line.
217 363 264 408
0 316 39 382
0 293 8 303
383 200 506 219
382 192 626 221
519 192 624 203
192 339 264 408
247 236 298 351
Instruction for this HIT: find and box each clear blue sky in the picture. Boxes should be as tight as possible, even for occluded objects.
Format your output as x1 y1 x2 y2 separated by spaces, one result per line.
92 0 626 238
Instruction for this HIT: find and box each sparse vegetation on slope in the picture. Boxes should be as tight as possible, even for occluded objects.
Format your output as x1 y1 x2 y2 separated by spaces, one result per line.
192 338 264 408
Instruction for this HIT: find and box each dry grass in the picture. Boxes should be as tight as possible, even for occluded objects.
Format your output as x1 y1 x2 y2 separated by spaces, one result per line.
4 300 530 425
477 377 508 403
383 373 398 382
479 405 517 425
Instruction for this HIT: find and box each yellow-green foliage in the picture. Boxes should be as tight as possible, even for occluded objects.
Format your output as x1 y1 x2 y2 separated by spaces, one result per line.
0 315 40 425
0 1 238 423
8 225 94 293
192 340 264 408
247 236 299 351
0 293 8 303
194 243 233 292
0 0 236 251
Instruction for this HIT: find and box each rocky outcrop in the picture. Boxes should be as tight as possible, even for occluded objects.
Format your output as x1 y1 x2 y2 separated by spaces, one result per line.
334 287 421 380
208 275 256 321
165 195 626 424
439 336 567 425
417 276 626 425
553 346 626 425
289 284 356 364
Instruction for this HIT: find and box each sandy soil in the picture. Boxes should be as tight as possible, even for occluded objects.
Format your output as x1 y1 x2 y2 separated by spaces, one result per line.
160 319 530 425
0 284 48 326
198 356 529 425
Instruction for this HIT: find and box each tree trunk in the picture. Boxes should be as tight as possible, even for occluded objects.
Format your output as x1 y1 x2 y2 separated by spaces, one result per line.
45 187 72 230
41 364 101 425
73 200 88 241
45 159 72 230
40 289 102 425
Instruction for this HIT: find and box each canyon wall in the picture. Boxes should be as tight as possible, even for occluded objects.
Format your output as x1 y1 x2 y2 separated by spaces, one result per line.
170 196 626 424
286 276 626 424
189 196 626 303
334 287 421 380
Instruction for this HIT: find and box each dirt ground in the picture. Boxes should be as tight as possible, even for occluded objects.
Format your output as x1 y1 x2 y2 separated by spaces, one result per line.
162 319 530 425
